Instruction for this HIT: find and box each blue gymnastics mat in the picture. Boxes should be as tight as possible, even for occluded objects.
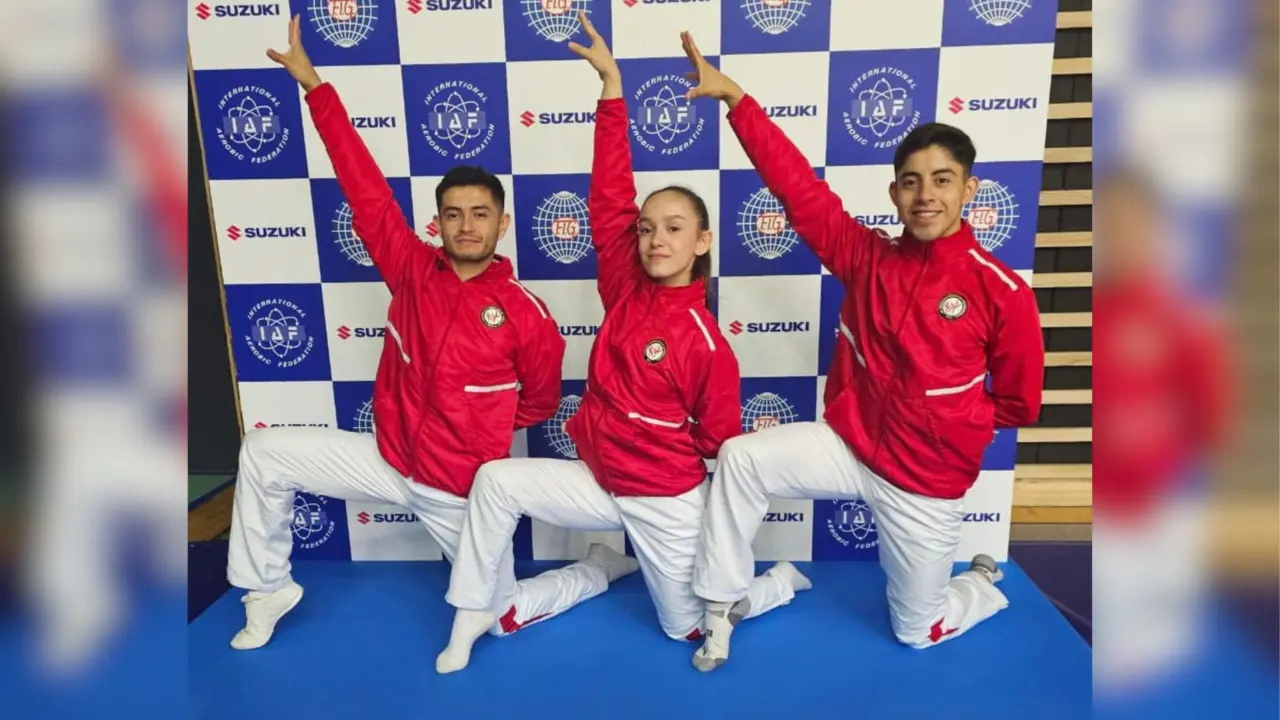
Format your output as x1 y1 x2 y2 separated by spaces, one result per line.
189 560 1091 719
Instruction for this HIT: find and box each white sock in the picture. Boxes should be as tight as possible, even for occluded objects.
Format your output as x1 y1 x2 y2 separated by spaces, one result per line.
435 608 496 674
767 561 812 593
692 597 750 672
584 543 640 583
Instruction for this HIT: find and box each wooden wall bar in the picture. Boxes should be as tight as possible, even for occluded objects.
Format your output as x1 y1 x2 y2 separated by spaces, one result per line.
1013 3 1092 541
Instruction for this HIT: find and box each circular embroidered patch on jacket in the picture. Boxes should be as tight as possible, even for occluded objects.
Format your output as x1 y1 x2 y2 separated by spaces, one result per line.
938 294 967 320
481 305 506 328
643 339 667 363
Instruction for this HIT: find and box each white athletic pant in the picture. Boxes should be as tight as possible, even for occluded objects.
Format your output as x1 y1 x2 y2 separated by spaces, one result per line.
227 427 606 637
1093 495 1205 694
446 458 797 640
693 421 1009 648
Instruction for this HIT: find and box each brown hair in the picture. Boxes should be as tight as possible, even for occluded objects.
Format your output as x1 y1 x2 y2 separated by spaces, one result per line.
645 185 714 310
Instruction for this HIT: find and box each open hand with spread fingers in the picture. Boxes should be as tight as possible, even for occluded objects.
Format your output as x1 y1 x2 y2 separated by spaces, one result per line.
267 14 323 93
567 11 620 82
681 31 744 105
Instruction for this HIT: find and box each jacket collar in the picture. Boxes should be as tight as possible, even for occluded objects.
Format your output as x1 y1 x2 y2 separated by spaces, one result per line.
431 245 515 285
896 220 979 259
649 276 709 312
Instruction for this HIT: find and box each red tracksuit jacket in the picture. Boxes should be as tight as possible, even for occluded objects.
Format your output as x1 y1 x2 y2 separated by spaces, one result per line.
307 83 566 497
564 97 741 498
1094 277 1231 518
728 94 1045 499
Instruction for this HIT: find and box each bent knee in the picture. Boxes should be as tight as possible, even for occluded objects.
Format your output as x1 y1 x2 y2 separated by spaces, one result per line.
472 461 503 488
471 461 508 496
893 616 958 649
239 426 281 462
718 433 753 461
658 608 706 643
238 427 302 478
666 625 704 643
470 461 521 509
894 628 935 649
717 433 767 473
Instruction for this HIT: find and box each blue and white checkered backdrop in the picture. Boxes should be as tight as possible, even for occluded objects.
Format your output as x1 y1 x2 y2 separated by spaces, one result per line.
190 0 1057 564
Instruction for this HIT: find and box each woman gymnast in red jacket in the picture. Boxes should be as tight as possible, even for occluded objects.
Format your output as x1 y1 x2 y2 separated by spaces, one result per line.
435 12 811 674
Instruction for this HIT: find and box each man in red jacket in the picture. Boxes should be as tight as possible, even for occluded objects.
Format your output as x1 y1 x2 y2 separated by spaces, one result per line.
1092 165 1234 692
678 33 1045 671
224 16 574 651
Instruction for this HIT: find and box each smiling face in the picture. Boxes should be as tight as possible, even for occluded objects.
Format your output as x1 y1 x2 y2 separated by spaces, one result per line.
637 189 711 285
435 184 510 263
888 144 980 241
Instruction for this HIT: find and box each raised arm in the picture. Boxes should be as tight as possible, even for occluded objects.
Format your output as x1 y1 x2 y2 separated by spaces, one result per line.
269 15 418 294
570 12 645 310
681 32 877 284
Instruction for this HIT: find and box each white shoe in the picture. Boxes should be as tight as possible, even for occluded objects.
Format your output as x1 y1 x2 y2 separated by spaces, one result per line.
230 581 303 650
969 554 1004 584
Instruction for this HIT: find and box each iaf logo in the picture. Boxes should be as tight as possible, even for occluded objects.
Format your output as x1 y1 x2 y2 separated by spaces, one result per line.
292 494 336 550
842 66 921 151
825 499 878 551
245 298 314 368
216 85 289 164
420 80 495 162
629 73 704 156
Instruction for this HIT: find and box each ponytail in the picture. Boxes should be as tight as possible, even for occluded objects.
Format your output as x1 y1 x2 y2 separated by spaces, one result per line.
645 184 714 310
692 252 713 310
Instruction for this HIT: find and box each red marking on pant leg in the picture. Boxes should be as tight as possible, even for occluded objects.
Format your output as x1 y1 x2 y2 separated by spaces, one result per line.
499 605 551 635
929 618 958 643
684 628 703 641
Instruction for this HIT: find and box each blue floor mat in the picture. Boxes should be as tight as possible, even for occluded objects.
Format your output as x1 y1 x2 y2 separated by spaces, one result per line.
189 560 1091 719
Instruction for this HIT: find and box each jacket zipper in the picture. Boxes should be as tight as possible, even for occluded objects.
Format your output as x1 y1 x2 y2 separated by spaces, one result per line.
871 245 932 466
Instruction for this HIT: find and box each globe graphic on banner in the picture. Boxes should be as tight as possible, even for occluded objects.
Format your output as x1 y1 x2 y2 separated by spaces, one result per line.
964 179 1019 252
546 395 582 458
533 191 592 264
970 0 1032 26
333 201 373 266
741 392 798 434
521 0 588 43
309 0 378 48
741 0 810 35
738 188 800 260
354 399 374 435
